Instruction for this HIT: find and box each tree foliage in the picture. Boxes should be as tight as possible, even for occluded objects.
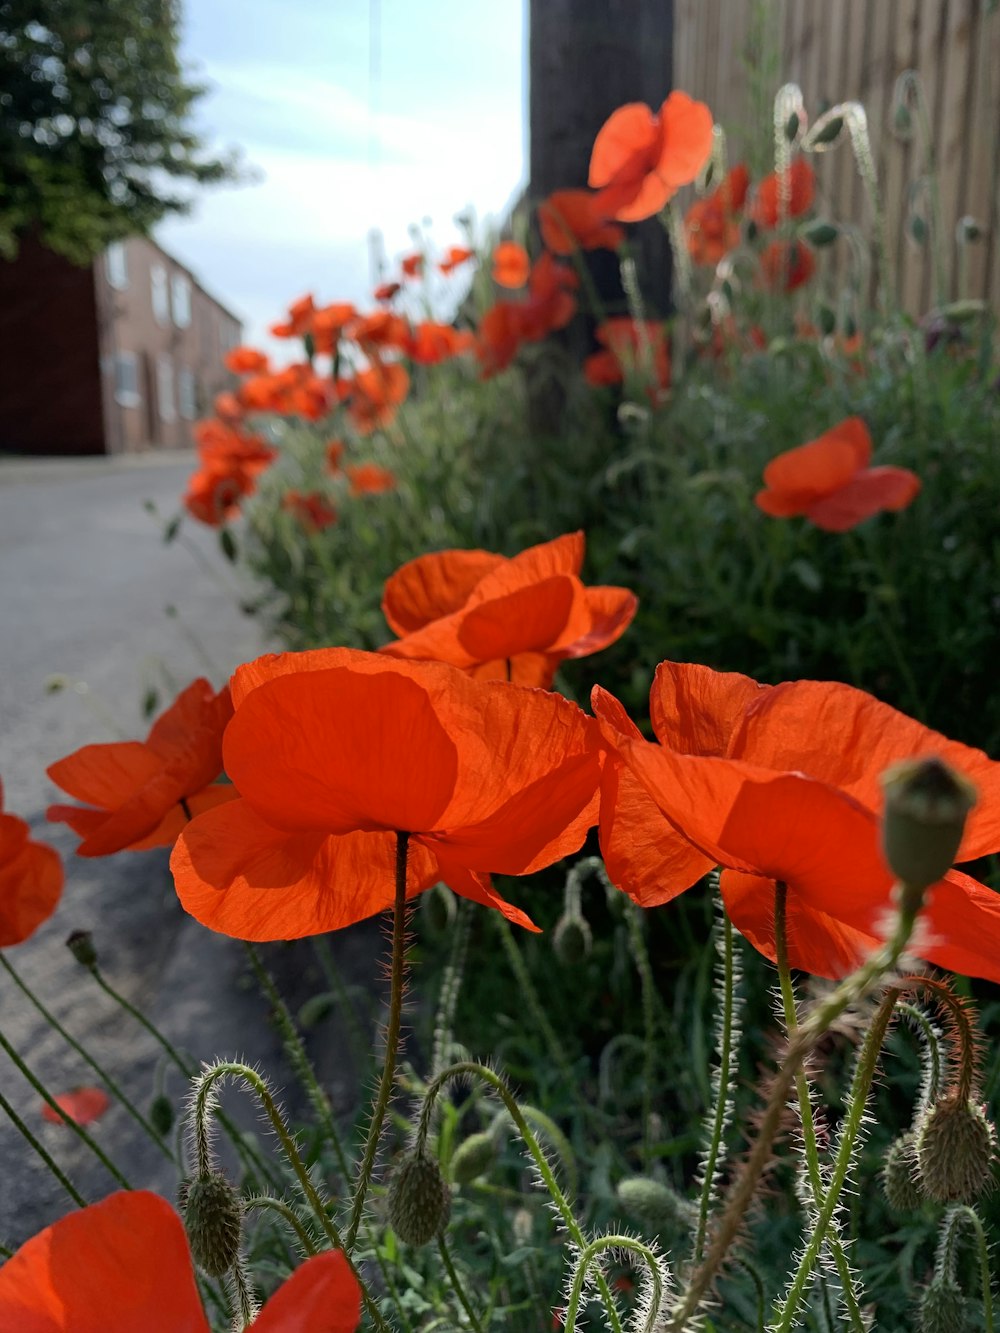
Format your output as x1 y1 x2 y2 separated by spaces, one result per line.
0 0 240 262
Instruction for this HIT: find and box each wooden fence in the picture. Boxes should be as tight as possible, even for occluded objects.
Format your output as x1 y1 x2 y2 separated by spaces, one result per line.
672 0 1000 315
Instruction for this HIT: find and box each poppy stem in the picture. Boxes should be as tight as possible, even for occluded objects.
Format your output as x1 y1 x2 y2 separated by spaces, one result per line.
0 1084 87 1208
346 829 410 1251
437 1232 486 1333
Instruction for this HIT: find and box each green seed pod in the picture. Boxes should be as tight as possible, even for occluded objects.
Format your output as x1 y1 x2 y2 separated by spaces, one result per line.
784 111 800 141
552 913 592 966
183 1172 243 1277
616 1177 693 1232
880 757 977 893
388 1150 451 1245
149 1094 175 1137
450 1130 499 1185
918 1278 968 1333
882 1130 923 1213
810 113 844 146
916 1094 996 1203
802 220 839 248
66 930 97 968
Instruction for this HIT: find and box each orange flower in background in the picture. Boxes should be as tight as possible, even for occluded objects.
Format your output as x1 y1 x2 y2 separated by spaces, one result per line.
42 1087 110 1126
588 90 714 222
374 280 402 301
752 157 815 228
312 301 359 355
270 293 316 339
0 1190 361 1332
325 438 346 473
401 252 424 278
492 241 531 289
684 163 750 265
213 390 243 421
346 463 397 495
760 238 816 291
282 489 338 533
439 244 475 274
755 417 921 531
583 318 671 395
519 253 578 340
224 345 270 375
171 650 604 940
407 320 475 365
182 464 255 527
0 780 63 947
538 190 625 256
476 301 525 377
347 310 411 355
595 660 1000 980
47 679 234 858
381 531 638 687
348 359 410 435
193 419 276 477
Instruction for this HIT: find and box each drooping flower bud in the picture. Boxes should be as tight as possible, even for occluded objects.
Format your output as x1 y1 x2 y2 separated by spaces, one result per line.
420 882 456 936
916 1093 996 1203
918 1278 967 1333
882 1130 923 1213
552 912 593 966
880 757 977 894
183 1172 244 1276
388 1149 451 1245
66 930 97 968
450 1130 499 1185
149 1094 175 1137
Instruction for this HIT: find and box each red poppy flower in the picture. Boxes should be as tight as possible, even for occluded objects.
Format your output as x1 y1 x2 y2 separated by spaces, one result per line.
380 532 638 687
47 680 235 858
406 321 475 366
476 301 525 377
595 661 1000 980
224 346 270 375
752 158 815 228
282 490 338 533
538 190 625 256
760 239 816 291
193 419 276 478
41 1087 110 1126
583 318 670 395
519 254 578 340
170 650 603 940
684 163 750 265
0 781 63 947
492 241 531 289
374 280 402 302
312 302 359 356
755 417 921 531
439 244 475 274
325 438 345 473
401 252 424 279
346 463 397 496
346 310 412 355
347 360 410 435
182 465 253 527
270 293 316 339
0 1189 361 1332
588 91 714 222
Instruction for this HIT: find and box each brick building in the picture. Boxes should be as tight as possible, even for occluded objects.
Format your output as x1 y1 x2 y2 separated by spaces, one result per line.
0 234 242 456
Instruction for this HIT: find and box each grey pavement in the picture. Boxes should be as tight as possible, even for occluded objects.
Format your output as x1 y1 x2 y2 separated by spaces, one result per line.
0 454 380 1247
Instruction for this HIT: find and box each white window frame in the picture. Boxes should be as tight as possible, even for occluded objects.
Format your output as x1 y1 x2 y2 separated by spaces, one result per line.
171 274 192 329
156 355 176 422
105 241 129 291
150 263 170 325
113 352 141 407
177 366 197 421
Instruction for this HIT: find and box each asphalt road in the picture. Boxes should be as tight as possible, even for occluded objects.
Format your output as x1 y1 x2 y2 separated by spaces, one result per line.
0 454 379 1247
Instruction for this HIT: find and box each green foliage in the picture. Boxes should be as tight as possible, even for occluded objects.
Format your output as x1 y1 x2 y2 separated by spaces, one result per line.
0 0 241 262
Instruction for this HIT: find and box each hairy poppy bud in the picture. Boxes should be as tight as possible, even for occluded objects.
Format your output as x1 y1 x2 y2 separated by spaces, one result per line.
616 1177 694 1231
880 757 977 894
553 912 592 966
388 1149 451 1245
882 1130 923 1213
916 1093 996 1203
149 1094 174 1137
66 930 97 968
802 220 838 248
919 1278 967 1333
184 1172 244 1276
450 1130 499 1185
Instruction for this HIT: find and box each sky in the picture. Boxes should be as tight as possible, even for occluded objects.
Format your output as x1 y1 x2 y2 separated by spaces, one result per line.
156 0 527 350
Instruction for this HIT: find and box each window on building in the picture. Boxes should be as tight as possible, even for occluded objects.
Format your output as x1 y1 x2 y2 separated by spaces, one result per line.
151 264 169 325
177 367 197 421
113 352 141 407
157 355 176 422
171 274 192 328
105 242 129 291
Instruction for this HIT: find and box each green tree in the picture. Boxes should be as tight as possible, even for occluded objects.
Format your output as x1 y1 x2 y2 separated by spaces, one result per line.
0 0 240 262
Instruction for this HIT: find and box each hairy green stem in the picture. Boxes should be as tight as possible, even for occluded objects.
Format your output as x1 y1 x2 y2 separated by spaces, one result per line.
692 906 736 1264
0 1084 86 1207
243 1194 318 1257
438 1232 486 1333
565 1234 668 1333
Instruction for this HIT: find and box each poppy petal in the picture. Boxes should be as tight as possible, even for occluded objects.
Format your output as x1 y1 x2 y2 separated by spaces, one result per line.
0 1190 208 1333
654 91 715 188
0 838 63 947
432 857 540 931
648 660 766 756
126 783 239 852
916 870 1000 983
560 586 638 659
253 1249 360 1333
41 1087 110 1126
456 576 591 661
0 810 29 862
760 417 872 501
588 103 659 188
803 466 921 531
46 743 163 810
172 799 439 941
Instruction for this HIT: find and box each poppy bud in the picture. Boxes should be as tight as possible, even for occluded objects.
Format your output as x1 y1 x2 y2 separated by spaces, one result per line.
616 1177 693 1231
388 1149 451 1245
784 112 800 141
956 216 983 245
880 757 977 894
807 113 844 148
817 304 837 336
149 1094 174 1137
802 220 839 248
552 912 592 966
882 1130 923 1213
918 1278 967 1333
916 1093 996 1203
450 1130 499 1185
420 882 456 936
893 101 913 139
183 1172 244 1276
66 930 97 968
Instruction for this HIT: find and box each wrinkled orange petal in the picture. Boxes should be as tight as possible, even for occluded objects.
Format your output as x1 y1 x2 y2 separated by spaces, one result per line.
648 660 766 756
0 838 63 947
654 91 716 189
759 417 872 502
560 586 638 660
382 548 505 634
457 576 591 661
46 743 163 810
589 102 660 188
253 1249 361 1333
433 857 540 931
0 1190 209 1332
804 466 921 531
